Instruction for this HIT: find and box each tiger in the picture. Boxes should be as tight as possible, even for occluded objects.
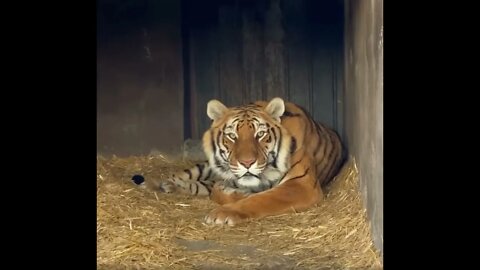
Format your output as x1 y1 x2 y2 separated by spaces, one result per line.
135 97 346 226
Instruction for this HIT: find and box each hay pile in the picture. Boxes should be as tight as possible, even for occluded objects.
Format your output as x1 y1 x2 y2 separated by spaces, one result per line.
97 154 383 269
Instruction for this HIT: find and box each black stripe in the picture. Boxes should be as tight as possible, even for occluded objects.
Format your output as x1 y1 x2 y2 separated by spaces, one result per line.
199 181 211 194
314 177 319 188
282 111 301 117
290 159 302 169
237 120 244 130
216 131 222 149
203 168 212 181
275 129 283 169
245 102 261 108
318 130 332 171
314 121 323 140
268 181 273 189
204 183 212 194
309 119 315 133
297 105 315 132
297 105 314 120
313 131 330 188
184 169 192 179
321 132 339 186
193 183 199 195
189 183 192 193
261 148 268 160
196 164 204 181
270 127 277 142
311 123 324 158
231 119 240 128
220 149 228 162
313 139 322 157
290 137 297 154
271 153 277 168
285 168 310 182
211 130 216 154
270 127 278 168
322 127 331 159
214 158 222 167
313 120 321 130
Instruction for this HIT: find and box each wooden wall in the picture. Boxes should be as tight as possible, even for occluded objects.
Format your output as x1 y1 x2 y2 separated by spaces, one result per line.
97 0 345 155
183 0 345 140
344 0 384 257
97 0 185 156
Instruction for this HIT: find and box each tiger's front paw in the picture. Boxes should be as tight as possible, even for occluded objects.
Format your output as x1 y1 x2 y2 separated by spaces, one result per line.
158 180 177 193
204 206 250 226
210 183 250 205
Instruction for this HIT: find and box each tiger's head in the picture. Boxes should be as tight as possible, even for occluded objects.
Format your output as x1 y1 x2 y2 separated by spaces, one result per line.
202 97 294 188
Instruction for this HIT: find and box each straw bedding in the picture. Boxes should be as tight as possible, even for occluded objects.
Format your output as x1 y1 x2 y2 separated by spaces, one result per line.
97 154 383 269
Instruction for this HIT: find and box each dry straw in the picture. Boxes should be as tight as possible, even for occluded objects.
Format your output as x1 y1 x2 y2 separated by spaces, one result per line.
97 154 383 269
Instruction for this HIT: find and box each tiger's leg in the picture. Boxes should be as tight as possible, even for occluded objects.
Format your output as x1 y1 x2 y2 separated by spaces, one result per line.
209 182 250 205
204 155 322 225
150 161 217 196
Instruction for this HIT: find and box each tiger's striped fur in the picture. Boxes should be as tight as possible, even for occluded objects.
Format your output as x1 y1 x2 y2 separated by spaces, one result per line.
140 97 346 225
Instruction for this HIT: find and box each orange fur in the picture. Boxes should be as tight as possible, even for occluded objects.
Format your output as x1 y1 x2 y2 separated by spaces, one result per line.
207 149 323 225
202 98 345 226
140 97 345 226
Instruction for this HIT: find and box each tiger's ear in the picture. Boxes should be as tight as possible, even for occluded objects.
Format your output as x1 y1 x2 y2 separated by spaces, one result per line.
265 97 285 121
207 99 228 121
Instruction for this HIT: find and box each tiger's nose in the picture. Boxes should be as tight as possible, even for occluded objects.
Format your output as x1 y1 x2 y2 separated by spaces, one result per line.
239 159 256 169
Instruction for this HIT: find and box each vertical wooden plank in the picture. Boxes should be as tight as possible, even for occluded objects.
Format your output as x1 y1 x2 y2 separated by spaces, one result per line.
185 0 345 142
181 0 192 140
242 1 266 103
309 0 344 131
333 21 345 139
97 0 185 156
344 0 383 256
191 27 220 139
264 0 287 100
312 36 334 128
187 1 220 139
283 0 311 111
218 3 245 107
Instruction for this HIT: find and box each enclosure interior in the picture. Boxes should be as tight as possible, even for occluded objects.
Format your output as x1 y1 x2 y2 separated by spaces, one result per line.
97 0 383 255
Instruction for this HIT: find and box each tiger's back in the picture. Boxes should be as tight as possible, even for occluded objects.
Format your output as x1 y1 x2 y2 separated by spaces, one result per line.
254 100 345 188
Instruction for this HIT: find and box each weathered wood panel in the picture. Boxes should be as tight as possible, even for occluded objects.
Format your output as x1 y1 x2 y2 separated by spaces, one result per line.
242 1 266 102
264 0 287 101
185 1 221 139
284 0 311 108
344 0 384 257
97 0 184 156
185 0 345 140
218 4 245 106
